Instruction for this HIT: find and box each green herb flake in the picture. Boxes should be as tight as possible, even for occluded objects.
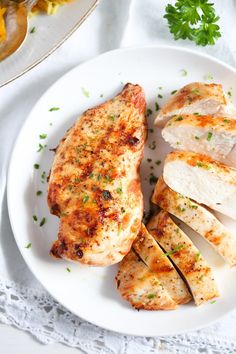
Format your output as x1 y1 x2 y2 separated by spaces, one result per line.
155 102 160 111
149 173 158 185
102 190 112 200
37 144 47 152
83 195 89 203
207 132 213 141
194 112 200 116
149 128 154 133
121 207 126 214
171 90 177 95
39 134 47 139
204 73 213 81
158 86 163 90
195 252 201 261
162 244 184 257
149 141 156 150
175 116 183 121
30 27 36 34
39 217 46 227
97 173 102 181
178 207 186 212
191 89 200 95
34 163 40 169
109 114 115 121
89 173 94 179
36 190 43 196
116 187 123 194
66 267 71 273
227 90 232 98
210 300 217 304
195 136 200 140
118 223 123 236
41 171 46 180
146 108 153 117
147 158 152 163
158 94 163 99
155 160 161 165
25 243 32 249
191 204 198 209
49 107 60 112
224 119 230 123
197 162 203 168
147 293 156 299
100 94 104 98
181 69 187 76
81 87 90 98
32 215 37 222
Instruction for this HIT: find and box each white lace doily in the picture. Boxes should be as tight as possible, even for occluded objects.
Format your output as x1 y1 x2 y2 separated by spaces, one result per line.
0 276 236 353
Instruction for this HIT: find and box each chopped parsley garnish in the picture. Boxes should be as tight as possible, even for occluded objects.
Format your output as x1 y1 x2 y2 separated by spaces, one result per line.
39 217 46 227
39 134 47 139
204 73 213 81
210 300 216 304
121 207 126 214
224 119 230 123
195 136 200 140
155 160 161 165
147 158 152 163
34 163 40 169
181 69 187 76
36 190 43 196
171 90 177 95
155 102 160 111
207 132 213 141
66 267 71 272
147 293 156 299
83 195 89 203
162 244 184 257
146 108 153 117
25 243 32 249
41 171 46 180
100 94 104 98
105 175 112 182
37 144 47 152
32 215 37 222
30 27 36 34
149 128 154 133
97 173 102 181
191 89 200 95
89 173 94 179
158 86 163 90
158 94 163 99
178 207 186 212
116 187 123 194
118 223 123 236
49 107 60 112
149 141 156 150
195 252 201 261
81 87 90 98
197 162 203 167
193 112 200 115
109 114 115 121
227 90 232 98
102 190 112 200
175 116 183 121
191 204 198 209
149 173 158 185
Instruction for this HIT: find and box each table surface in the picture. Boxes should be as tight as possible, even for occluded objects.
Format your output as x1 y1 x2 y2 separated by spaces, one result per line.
0 324 84 354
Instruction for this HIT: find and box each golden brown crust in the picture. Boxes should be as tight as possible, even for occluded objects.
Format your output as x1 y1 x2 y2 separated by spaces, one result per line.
133 224 191 305
48 83 147 266
147 211 219 305
116 250 177 310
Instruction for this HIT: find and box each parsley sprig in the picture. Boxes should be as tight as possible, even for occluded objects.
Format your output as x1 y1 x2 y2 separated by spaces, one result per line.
164 0 221 46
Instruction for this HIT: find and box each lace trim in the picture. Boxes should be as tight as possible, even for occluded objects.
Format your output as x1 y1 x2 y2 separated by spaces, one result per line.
0 276 235 354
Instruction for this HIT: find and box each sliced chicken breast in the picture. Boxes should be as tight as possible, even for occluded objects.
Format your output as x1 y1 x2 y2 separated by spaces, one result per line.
163 150 236 220
116 250 177 310
152 176 236 266
147 211 219 305
162 114 236 167
155 82 236 128
133 224 192 305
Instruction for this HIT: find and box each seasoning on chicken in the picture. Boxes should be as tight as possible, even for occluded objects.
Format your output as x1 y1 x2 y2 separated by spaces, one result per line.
48 83 147 266
133 224 191 305
162 114 236 167
152 176 236 266
155 82 236 128
163 150 236 221
116 250 177 310
147 211 219 305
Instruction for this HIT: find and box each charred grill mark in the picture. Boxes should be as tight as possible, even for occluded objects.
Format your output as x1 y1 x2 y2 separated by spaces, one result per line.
50 203 61 216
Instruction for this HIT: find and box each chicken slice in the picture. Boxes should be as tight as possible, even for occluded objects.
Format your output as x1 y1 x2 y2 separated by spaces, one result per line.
152 176 236 266
116 250 177 310
147 211 219 305
133 224 191 305
155 82 236 128
48 83 147 266
162 114 236 167
163 150 236 220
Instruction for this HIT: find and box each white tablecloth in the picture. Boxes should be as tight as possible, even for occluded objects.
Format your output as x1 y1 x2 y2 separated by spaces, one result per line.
1 1 236 353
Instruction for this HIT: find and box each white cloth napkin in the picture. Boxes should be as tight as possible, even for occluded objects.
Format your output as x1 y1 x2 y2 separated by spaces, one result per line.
1 0 236 353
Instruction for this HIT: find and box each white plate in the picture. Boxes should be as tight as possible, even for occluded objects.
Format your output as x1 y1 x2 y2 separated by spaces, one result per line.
7 46 236 337
0 0 99 87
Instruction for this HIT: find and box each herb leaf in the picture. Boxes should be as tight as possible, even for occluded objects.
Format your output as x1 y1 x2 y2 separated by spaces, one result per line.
164 0 221 46
25 243 32 249
39 217 46 227
49 107 60 112
162 244 184 257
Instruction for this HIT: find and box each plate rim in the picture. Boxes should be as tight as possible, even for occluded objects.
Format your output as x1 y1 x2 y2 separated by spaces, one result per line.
0 0 99 88
7 44 236 337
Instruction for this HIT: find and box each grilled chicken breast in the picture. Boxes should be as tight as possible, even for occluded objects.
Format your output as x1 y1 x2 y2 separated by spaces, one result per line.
152 176 236 266
155 82 236 128
147 211 219 305
163 151 236 220
162 114 236 167
133 224 191 305
116 250 177 310
48 83 147 266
